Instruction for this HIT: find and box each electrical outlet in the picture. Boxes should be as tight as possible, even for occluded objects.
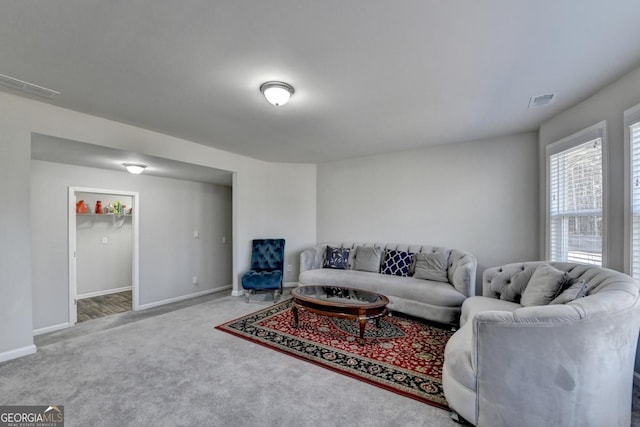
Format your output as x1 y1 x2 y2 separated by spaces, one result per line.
193 231 199 238
287 264 293 272
221 236 226 244
192 276 198 284
102 237 109 244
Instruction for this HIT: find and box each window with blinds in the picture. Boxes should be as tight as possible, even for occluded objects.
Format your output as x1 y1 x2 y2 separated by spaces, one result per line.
630 123 640 278
549 138 603 266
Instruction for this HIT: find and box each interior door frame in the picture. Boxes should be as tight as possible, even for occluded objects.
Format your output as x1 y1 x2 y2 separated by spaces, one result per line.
68 186 140 325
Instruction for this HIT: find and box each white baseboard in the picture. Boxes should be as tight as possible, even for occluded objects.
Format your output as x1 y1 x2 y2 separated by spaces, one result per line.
0 344 37 363
136 285 231 310
77 286 132 300
33 322 70 336
231 289 244 297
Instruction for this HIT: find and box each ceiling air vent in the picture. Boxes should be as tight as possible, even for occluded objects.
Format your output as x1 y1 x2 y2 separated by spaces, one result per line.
528 92 558 109
0 73 61 99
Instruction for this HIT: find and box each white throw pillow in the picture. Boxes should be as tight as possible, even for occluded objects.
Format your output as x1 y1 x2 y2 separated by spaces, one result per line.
520 264 567 307
353 246 382 273
413 251 449 282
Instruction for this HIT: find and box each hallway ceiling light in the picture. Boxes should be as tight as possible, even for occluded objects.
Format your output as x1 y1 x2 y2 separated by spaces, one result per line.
260 81 294 106
123 163 147 175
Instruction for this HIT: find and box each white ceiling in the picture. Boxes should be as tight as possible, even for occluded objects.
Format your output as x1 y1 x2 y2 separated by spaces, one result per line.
4 1 640 164
31 134 233 186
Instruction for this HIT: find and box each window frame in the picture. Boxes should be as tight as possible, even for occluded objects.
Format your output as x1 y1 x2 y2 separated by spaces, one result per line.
545 121 608 266
623 102 640 277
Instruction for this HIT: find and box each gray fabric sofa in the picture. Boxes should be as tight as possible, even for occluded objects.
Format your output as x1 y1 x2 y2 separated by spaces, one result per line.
442 261 640 427
298 242 477 325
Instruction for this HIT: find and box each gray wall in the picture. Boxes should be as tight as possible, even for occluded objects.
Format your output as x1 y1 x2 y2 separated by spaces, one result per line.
0 128 35 359
0 90 316 361
31 160 232 330
316 132 540 289
539 64 640 371
76 193 133 297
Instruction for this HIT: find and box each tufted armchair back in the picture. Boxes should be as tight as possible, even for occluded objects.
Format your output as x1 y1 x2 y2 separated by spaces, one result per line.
483 261 639 302
250 239 285 272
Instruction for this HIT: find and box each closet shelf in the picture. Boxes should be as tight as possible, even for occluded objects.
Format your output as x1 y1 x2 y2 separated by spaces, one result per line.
76 213 131 229
77 213 132 217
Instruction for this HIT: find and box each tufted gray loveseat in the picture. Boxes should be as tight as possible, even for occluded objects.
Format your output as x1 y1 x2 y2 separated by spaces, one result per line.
442 261 640 427
298 242 477 325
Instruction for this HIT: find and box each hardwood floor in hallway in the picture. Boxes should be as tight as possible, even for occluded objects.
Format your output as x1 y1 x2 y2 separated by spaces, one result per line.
77 290 132 322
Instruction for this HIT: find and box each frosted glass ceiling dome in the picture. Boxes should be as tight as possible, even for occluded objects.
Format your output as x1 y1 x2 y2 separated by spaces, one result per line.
260 81 294 106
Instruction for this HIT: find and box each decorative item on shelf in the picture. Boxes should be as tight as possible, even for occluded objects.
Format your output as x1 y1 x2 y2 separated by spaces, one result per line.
95 200 102 214
76 200 89 214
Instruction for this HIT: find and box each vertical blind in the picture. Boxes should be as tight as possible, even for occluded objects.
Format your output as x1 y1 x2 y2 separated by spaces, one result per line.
631 123 640 278
549 138 603 266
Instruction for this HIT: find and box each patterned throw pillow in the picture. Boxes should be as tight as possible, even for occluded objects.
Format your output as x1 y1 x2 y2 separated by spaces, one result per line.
381 249 414 277
323 246 350 269
549 280 588 305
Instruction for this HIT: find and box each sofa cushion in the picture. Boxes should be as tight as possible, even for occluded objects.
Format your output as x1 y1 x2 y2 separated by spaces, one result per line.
381 249 414 277
500 266 536 303
299 269 466 308
520 264 567 307
354 246 382 273
323 246 350 270
414 250 450 282
550 280 588 305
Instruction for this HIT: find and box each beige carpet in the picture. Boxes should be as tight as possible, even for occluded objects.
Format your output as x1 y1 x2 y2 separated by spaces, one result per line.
2 291 639 427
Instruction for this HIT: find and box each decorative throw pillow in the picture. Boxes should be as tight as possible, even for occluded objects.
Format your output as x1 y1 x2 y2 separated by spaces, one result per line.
323 246 350 269
381 249 414 277
354 246 383 273
520 264 567 307
413 251 449 282
549 280 588 305
500 266 536 303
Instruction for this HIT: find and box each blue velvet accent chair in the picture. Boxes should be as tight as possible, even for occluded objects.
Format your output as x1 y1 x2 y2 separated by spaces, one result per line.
241 239 285 302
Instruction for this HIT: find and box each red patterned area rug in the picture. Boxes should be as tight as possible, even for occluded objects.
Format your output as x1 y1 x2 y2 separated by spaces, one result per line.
216 299 453 409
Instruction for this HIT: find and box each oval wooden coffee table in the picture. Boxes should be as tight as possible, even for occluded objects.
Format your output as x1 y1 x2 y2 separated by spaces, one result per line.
290 285 389 344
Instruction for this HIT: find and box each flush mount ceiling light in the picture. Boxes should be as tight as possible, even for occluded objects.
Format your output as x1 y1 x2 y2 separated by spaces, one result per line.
123 163 147 175
260 81 294 106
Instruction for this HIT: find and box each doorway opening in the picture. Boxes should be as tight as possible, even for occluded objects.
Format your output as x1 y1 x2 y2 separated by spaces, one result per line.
68 187 140 325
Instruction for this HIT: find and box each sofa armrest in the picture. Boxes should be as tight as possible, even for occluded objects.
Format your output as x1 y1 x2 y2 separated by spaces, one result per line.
471 306 637 427
300 246 324 272
448 250 477 297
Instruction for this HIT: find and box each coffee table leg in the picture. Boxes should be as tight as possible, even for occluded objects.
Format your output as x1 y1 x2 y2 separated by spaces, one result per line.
292 304 299 328
358 317 366 345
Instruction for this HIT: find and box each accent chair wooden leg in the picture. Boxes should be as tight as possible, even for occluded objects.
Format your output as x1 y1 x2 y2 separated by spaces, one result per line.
244 290 252 303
